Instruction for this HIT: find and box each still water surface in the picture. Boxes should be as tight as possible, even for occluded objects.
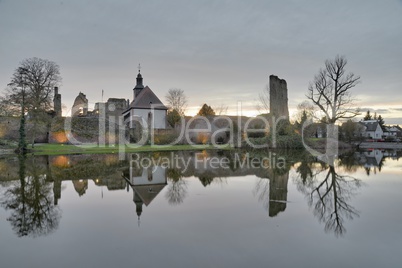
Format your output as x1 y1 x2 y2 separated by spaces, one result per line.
0 150 401 268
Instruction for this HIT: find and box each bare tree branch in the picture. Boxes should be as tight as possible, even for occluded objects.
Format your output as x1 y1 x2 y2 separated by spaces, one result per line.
306 55 361 124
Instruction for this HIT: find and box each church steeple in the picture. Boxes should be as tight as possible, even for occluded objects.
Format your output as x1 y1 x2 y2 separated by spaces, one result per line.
133 64 144 99
133 191 143 227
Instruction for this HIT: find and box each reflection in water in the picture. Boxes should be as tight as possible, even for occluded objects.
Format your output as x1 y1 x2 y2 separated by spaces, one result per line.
253 165 290 217
166 168 188 206
0 149 400 238
1 156 60 237
123 165 167 225
295 162 361 237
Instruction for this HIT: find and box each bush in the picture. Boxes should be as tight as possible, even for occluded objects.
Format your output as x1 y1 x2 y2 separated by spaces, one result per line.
270 134 304 149
246 131 266 138
153 133 179 145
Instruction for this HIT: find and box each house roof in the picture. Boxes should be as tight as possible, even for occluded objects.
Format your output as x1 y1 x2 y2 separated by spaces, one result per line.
385 126 402 132
127 86 168 110
360 120 381 132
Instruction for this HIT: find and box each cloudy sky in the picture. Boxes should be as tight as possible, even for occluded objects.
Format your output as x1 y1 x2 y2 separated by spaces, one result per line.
1 0 401 123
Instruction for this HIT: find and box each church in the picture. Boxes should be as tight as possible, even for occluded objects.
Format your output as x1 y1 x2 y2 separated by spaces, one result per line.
122 70 168 130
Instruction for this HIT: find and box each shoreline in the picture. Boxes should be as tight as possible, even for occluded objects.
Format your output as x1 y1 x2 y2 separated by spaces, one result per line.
358 142 402 149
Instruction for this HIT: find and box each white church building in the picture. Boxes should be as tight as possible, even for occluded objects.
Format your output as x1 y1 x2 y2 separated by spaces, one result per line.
122 71 168 129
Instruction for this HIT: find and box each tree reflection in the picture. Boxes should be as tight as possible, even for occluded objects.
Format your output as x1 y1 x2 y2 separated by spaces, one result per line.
165 168 187 205
1 156 60 237
296 160 361 237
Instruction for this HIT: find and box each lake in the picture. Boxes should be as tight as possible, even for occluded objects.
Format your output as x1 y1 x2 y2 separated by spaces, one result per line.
0 149 401 268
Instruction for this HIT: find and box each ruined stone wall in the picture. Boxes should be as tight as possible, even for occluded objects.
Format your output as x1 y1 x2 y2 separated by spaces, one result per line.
106 98 128 117
49 117 100 144
53 87 62 117
0 117 20 141
71 92 88 117
0 116 49 143
269 75 289 119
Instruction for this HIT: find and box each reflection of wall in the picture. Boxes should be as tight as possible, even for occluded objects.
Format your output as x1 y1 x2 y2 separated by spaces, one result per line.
125 166 168 220
129 166 166 186
363 149 384 167
267 169 289 217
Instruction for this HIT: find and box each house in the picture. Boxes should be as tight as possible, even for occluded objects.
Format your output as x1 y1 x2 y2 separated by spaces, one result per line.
359 120 384 140
122 71 168 130
383 125 402 138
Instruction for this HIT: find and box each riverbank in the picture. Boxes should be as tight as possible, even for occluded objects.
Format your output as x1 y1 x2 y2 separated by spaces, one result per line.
19 143 232 156
358 142 402 149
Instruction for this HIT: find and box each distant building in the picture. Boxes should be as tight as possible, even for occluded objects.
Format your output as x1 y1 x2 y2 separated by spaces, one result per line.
359 120 384 139
383 125 402 138
122 71 168 130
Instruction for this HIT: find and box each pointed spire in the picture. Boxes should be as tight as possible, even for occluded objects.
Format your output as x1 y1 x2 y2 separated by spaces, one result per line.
134 64 144 99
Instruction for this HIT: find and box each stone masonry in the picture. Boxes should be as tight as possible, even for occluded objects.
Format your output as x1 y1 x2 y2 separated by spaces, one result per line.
269 75 289 119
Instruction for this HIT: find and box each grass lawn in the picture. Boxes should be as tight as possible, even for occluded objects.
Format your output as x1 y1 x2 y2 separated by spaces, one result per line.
31 143 232 155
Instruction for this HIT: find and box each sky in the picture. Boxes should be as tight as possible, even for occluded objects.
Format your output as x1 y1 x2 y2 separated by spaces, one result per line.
0 0 401 123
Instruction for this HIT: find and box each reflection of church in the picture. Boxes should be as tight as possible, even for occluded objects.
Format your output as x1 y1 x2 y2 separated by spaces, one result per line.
123 164 167 224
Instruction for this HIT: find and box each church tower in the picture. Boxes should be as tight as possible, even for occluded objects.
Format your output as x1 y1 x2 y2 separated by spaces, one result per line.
133 65 144 100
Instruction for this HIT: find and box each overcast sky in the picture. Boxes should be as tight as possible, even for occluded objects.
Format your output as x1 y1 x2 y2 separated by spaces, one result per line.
1 0 401 123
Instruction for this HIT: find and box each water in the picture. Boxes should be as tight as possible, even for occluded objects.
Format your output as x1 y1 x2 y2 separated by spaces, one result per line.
0 149 401 268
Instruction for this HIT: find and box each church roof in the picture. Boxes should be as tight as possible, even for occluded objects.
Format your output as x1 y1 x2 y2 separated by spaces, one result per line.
127 86 168 110
133 184 167 206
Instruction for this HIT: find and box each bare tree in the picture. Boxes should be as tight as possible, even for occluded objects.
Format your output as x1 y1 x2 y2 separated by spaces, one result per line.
256 84 270 114
296 164 361 237
307 55 360 124
6 57 61 148
293 101 316 123
0 96 20 116
165 88 187 116
213 103 228 116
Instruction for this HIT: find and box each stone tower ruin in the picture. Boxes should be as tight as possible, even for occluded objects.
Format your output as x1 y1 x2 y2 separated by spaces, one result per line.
53 87 62 116
72 92 88 116
269 75 289 119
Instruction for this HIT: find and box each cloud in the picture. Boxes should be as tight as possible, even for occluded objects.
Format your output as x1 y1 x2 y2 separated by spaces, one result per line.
360 108 391 114
0 0 401 119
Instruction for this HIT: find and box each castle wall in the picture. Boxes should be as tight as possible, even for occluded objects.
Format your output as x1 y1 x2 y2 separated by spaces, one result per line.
269 75 289 119
0 116 49 143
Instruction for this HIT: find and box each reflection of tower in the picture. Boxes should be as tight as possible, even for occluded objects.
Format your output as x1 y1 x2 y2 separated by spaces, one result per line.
123 160 167 225
267 169 289 217
134 191 143 226
53 179 61 205
72 180 88 196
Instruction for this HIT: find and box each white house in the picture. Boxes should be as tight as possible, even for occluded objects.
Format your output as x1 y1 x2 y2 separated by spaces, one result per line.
359 120 384 140
122 71 168 129
383 126 402 138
